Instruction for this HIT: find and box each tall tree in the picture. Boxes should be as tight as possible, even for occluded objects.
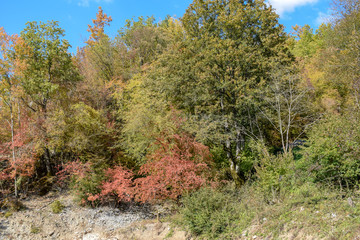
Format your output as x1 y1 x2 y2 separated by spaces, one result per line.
77 7 119 112
0 27 32 196
19 21 79 175
87 6 112 45
319 0 360 110
0 28 20 196
150 0 294 186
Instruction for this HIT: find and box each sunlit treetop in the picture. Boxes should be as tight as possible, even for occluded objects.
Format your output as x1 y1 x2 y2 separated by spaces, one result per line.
87 6 113 44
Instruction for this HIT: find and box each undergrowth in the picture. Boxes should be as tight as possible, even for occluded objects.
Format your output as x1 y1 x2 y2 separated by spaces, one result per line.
175 183 360 239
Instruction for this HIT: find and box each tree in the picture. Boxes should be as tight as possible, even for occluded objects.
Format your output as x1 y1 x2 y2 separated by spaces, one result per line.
19 20 79 175
0 27 20 196
150 0 294 186
116 17 183 163
87 7 112 45
0 27 31 196
299 111 360 190
317 0 360 110
117 16 168 67
258 66 310 152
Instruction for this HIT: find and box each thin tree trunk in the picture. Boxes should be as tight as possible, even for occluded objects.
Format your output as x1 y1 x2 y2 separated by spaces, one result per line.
10 101 18 198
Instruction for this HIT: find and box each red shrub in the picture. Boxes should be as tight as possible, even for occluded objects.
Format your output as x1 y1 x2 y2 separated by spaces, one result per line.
134 132 212 203
0 124 35 181
56 160 92 184
95 166 134 202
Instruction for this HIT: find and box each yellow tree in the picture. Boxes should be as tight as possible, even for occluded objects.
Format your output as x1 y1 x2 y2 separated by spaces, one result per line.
86 6 112 45
0 27 30 197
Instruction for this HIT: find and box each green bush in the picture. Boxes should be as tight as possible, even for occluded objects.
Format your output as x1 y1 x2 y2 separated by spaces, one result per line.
50 200 65 214
4 211 13 218
30 225 40 234
179 187 253 239
299 112 360 189
254 143 296 202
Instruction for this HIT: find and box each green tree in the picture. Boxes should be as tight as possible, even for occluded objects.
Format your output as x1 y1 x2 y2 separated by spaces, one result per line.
320 0 360 109
116 17 183 164
299 111 360 190
150 0 293 186
19 20 79 175
117 16 168 67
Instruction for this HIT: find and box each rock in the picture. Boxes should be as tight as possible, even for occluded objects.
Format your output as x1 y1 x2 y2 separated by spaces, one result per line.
83 233 100 240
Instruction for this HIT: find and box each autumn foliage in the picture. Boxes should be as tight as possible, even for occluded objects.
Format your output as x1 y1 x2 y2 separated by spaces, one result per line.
58 130 213 204
87 6 112 44
0 129 35 181
56 160 92 185
133 132 211 203
88 166 134 203
0 119 35 190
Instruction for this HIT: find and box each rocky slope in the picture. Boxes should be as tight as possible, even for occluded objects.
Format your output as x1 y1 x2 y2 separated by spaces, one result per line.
0 192 190 240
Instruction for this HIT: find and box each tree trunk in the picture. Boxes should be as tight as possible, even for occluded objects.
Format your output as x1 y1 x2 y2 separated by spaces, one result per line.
44 147 53 176
10 101 18 198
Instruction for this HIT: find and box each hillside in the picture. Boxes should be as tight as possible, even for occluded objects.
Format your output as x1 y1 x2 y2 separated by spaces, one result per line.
0 192 189 240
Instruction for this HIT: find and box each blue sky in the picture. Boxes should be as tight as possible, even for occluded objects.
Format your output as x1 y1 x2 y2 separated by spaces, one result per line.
0 0 332 52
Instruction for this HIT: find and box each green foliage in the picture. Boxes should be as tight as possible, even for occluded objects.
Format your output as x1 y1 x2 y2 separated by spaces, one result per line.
50 200 64 214
150 0 294 186
119 74 175 164
4 211 13 218
178 181 360 239
179 187 251 239
255 146 296 202
48 102 118 166
71 168 104 205
117 16 167 66
291 24 330 59
299 111 360 189
20 20 79 110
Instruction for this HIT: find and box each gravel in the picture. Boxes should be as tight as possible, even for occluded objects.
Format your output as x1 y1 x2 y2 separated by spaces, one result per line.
0 192 155 240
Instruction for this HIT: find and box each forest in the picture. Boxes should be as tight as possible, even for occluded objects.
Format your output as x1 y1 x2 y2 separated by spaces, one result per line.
1 0 360 238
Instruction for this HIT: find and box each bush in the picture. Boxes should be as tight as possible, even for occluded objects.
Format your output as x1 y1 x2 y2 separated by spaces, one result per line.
179 187 252 239
50 200 64 214
255 150 296 202
30 225 40 234
56 160 104 205
1 197 26 212
299 112 360 189
134 132 211 203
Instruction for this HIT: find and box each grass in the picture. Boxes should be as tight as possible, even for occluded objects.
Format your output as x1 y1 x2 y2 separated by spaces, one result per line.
30 225 40 234
4 211 13 218
175 183 360 239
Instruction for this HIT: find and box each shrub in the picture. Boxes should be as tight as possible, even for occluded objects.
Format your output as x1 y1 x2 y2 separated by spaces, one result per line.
57 131 213 205
4 211 13 218
134 132 212 203
50 200 64 214
1 197 26 211
299 112 360 189
30 225 40 234
89 166 134 203
255 148 296 202
56 160 103 205
179 187 252 239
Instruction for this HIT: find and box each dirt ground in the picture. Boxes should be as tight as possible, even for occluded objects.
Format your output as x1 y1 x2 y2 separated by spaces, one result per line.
0 192 191 240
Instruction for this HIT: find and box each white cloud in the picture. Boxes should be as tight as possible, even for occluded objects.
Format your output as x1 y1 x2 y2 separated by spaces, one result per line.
268 0 319 15
77 0 113 7
315 11 331 25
